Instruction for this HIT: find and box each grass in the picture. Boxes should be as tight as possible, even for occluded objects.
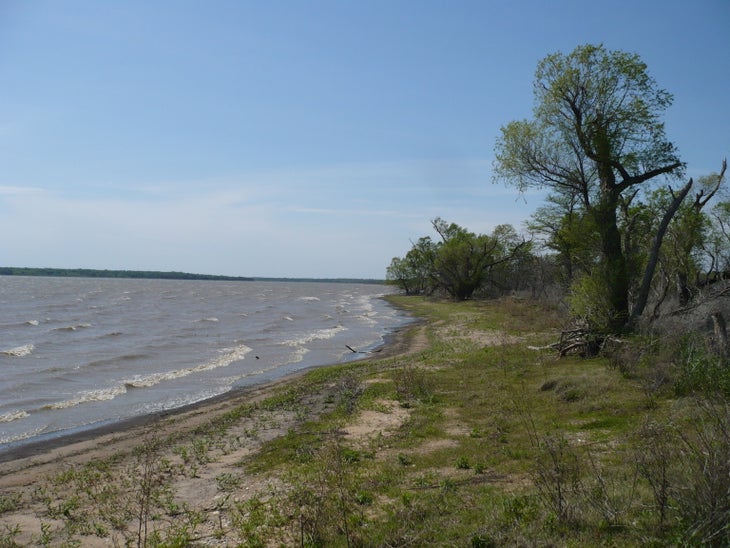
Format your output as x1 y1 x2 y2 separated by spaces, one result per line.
231 296 730 546
2 294 729 546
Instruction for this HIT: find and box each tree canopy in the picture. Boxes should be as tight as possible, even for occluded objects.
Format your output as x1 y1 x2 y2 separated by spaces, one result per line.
494 44 687 332
387 219 530 300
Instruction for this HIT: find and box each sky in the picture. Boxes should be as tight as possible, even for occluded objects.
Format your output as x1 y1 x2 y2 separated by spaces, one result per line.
0 1 728 279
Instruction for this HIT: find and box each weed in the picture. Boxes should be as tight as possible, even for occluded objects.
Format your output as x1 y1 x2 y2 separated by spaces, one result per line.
0 524 22 548
0 493 20 515
216 472 242 492
392 361 434 404
335 374 363 415
634 419 678 527
230 496 283 547
530 433 581 524
674 398 730 546
286 435 370 547
581 449 639 529
674 334 730 398
191 437 210 463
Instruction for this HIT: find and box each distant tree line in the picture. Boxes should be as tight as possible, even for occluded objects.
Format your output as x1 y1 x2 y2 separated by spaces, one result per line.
0 267 254 282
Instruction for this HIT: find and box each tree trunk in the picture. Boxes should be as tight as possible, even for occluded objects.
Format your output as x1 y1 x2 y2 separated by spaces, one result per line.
593 194 629 332
630 179 693 324
676 271 691 306
712 312 728 357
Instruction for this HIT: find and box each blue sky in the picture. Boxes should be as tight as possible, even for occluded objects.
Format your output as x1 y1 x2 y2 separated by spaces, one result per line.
0 1 727 278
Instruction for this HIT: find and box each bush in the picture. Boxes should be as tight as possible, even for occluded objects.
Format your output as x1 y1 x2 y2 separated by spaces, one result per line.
674 334 730 398
674 399 730 546
568 273 619 332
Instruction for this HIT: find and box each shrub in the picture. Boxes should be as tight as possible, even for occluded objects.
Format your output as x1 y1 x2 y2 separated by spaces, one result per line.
674 334 730 398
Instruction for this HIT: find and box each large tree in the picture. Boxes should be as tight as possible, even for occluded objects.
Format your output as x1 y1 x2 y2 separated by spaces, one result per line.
494 44 685 331
387 219 528 301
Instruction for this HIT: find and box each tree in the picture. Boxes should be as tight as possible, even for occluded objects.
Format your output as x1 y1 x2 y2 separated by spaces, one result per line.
386 236 437 295
430 219 498 301
495 44 685 332
528 192 601 284
387 219 528 301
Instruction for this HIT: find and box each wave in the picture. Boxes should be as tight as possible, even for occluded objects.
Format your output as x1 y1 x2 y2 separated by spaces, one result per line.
286 346 310 364
282 325 347 347
1 344 34 357
0 410 29 423
43 385 128 410
124 343 252 389
298 296 321 302
86 354 149 369
359 312 379 326
0 426 46 445
52 323 92 332
198 317 219 323
26 320 39 326
33 345 251 412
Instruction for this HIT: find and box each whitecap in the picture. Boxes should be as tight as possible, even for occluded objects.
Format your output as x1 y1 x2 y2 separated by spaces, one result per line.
282 325 347 347
52 323 92 332
290 346 310 363
0 410 30 423
44 385 128 410
199 317 219 323
26 320 39 326
298 296 321 302
0 426 46 445
1 344 34 357
124 343 252 388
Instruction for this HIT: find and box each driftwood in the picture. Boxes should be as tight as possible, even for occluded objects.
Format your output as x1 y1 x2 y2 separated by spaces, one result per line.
556 329 605 357
345 345 382 355
528 328 622 357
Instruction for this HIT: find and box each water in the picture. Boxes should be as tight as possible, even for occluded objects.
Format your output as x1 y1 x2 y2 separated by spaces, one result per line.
0 277 411 452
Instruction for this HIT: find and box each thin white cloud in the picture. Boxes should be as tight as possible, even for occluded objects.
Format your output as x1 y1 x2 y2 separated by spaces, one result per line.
0 158 543 277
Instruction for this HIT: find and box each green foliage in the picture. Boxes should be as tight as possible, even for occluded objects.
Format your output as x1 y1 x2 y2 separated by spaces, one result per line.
673 334 730 398
568 272 618 331
495 43 687 331
0 493 21 515
388 218 530 300
386 236 438 295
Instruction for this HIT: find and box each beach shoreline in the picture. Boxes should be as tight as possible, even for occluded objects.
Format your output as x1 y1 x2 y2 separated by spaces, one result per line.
0 317 423 478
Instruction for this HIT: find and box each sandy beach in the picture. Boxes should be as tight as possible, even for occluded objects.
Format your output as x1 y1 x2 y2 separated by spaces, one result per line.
0 320 427 546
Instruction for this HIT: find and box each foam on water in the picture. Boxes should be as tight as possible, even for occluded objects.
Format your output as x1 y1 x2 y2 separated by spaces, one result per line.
124 343 252 388
0 410 29 423
44 385 128 410
52 323 92 332
282 325 348 347
0 426 46 445
1 344 35 357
